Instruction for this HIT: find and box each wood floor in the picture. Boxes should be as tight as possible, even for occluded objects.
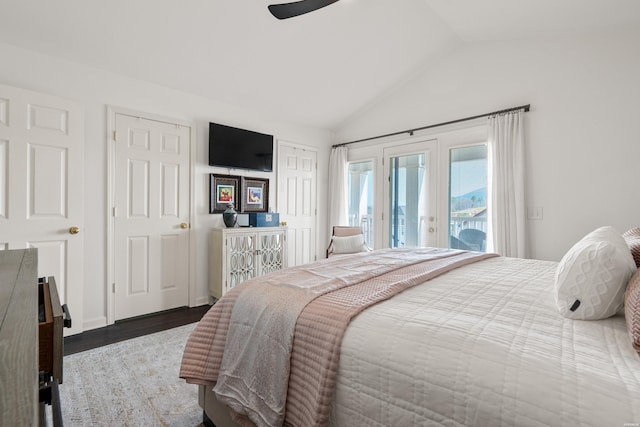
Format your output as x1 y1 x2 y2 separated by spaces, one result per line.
63 305 211 356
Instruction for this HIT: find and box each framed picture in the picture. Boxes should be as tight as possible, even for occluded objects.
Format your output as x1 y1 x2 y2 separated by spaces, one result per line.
210 174 240 213
241 177 269 213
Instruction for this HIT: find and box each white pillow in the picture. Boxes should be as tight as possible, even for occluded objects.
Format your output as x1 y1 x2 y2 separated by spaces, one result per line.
554 226 636 320
331 234 369 255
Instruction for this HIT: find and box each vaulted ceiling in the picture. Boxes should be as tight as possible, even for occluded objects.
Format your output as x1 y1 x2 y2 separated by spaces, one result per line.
1 0 639 129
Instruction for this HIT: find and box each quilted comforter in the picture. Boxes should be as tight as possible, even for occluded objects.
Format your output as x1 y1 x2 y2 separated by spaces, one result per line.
329 256 640 426
183 252 640 427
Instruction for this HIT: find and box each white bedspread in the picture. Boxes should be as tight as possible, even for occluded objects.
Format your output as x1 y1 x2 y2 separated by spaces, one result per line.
331 257 640 427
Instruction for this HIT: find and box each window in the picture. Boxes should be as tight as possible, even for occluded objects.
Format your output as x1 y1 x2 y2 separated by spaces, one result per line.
448 145 487 252
347 160 374 247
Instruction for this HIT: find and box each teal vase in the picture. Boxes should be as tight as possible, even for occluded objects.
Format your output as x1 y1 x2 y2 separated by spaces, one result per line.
222 204 237 228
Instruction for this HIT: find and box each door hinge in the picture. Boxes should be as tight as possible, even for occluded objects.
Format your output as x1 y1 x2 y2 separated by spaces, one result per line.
113 130 118 141
112 207 117 217
112 283 116 293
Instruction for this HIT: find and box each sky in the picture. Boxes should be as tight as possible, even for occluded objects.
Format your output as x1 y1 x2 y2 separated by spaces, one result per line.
450 159 487 198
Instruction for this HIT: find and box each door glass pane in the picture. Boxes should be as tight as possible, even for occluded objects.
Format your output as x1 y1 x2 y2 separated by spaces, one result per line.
389 154 427 248
347 161 374 247
448 145 487 252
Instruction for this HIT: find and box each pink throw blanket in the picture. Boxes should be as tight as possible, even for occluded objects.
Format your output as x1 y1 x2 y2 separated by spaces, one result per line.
180 248 496 427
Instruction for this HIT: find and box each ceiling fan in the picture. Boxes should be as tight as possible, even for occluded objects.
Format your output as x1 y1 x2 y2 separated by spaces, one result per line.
268 0 340 20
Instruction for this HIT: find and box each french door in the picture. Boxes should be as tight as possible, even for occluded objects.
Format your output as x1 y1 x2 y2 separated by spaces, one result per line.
382 140 437 248
347 132 487 251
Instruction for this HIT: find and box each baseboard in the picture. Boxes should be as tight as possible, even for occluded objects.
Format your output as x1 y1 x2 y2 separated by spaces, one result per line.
194 295 211 307
82 316 107 331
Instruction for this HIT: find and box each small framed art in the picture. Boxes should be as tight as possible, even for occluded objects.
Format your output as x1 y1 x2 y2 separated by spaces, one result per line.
210 174 240 213
241 177 269 212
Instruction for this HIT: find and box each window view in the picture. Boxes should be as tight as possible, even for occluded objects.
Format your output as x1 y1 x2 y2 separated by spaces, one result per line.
388 154 427 248
449 145 487 252
347 160 374 248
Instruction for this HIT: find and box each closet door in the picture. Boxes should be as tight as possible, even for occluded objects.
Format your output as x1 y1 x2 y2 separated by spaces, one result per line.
0 84 84 335
277 142 317 264
113 112 191 320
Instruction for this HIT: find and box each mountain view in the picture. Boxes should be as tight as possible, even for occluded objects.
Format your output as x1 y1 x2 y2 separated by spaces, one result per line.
451 187 486 214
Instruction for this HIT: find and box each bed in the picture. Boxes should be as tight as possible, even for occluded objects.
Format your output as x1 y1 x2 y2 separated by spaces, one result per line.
181 227 640 427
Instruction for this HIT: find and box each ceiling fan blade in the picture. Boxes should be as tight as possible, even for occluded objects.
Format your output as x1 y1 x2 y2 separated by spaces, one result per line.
268 0 339 20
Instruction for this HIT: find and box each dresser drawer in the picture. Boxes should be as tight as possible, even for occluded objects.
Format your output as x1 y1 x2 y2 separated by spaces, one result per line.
38 277 66 383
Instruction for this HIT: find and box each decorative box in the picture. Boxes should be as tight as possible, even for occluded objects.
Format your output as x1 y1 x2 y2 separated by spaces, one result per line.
248 212 280 227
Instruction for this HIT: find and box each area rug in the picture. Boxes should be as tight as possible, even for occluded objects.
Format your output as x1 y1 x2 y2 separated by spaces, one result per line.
58 323 202 427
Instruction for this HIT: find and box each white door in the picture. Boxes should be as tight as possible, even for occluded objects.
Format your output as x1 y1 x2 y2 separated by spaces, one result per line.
0 84 84 335
113 112 190 320
277 142 317 265
382 140 438 248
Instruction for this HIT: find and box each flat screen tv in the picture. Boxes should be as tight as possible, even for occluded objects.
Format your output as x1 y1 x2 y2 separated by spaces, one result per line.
208 122 273 172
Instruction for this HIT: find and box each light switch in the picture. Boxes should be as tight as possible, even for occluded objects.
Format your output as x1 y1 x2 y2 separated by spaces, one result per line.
528 206 543 220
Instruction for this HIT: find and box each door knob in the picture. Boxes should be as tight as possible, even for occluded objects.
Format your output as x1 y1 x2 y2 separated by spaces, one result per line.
180 223 189 229
69 226 80 235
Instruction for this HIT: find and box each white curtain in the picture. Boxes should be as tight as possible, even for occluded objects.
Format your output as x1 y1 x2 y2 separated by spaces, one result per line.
328 146 349 227
486 110 526 258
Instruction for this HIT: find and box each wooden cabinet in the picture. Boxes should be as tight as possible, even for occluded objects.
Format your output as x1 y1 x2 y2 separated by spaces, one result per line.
0 250 69 427
0 249 38 427
209 227 287 298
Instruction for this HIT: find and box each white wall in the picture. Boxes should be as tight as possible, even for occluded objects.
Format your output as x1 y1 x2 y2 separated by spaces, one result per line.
335 29 640 261
0 42 332 331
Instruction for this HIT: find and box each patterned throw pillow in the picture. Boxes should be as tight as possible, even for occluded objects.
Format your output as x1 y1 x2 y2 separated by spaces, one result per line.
622 227 640 267
625 268 640 353
554 226 636 320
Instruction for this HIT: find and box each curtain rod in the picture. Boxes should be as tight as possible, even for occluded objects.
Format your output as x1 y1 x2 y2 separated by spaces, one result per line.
332 104 530 148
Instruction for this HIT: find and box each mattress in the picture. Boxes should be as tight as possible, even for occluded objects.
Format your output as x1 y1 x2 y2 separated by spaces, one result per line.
330 256 640 426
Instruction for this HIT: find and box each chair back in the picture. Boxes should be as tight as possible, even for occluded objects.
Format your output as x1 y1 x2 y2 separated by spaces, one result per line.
332 226 364 237
459 228 486 251
450 235 472 250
